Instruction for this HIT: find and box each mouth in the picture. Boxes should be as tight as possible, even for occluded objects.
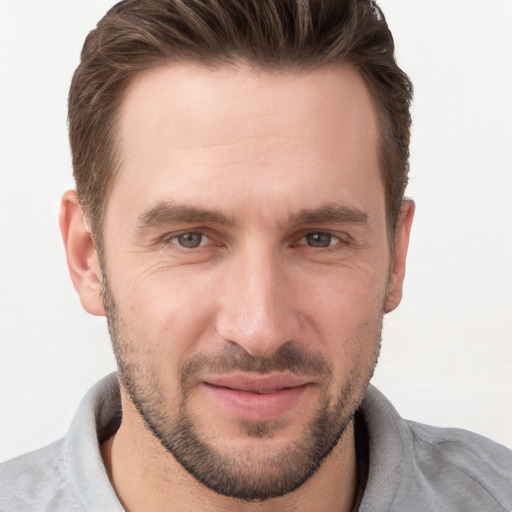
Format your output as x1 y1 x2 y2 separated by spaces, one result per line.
202 374 312 422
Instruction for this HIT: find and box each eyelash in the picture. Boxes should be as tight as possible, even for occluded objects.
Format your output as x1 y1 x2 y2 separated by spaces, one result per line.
295 232 346 249
162 231 215 250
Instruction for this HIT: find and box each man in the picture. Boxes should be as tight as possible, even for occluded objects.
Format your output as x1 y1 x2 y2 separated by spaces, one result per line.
1 0 511 510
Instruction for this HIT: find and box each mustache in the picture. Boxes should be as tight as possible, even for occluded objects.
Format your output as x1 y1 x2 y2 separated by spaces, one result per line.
180 342 332 386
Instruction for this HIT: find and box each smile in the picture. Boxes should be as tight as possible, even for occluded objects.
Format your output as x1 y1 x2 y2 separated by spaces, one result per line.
202 374 312 422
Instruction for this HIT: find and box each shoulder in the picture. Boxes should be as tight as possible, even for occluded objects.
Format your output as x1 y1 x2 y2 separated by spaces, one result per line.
407 420 512 505
359 385 512 511
0 439 84 512
0 374 122 512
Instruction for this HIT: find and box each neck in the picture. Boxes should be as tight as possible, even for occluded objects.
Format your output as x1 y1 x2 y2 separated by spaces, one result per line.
101 392 359 512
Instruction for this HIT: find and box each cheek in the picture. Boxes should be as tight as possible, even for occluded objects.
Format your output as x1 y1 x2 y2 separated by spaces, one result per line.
116 253 218 308
111 262 222 356
300 264 388 321
297 269 385 361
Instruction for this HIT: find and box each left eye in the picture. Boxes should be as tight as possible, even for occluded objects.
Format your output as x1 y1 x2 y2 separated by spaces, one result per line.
300 232 339 248
171 232 209 249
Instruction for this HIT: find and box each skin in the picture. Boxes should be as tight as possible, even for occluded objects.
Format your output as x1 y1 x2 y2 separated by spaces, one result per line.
60 62 414 512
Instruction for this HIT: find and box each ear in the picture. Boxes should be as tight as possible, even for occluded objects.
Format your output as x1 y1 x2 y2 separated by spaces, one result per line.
59 190 105 316
384 199 415 313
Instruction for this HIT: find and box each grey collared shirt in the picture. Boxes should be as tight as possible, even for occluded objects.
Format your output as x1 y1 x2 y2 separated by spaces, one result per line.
1 374 511 511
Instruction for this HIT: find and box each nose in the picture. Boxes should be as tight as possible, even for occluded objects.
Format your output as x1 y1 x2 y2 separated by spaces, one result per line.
215 244 299 358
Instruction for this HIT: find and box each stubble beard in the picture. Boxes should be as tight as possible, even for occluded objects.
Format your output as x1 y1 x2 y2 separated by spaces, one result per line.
101 277 381 502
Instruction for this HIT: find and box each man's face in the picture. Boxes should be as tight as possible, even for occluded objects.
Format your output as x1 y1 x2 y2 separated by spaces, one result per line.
98 63 404 500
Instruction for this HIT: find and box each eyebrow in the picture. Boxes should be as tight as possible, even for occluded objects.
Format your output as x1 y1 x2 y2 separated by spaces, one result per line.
137 202 235 228
290 203 369 225
137 201 368 229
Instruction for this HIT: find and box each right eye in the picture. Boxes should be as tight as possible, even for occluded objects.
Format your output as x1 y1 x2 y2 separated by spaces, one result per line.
170 232 211 249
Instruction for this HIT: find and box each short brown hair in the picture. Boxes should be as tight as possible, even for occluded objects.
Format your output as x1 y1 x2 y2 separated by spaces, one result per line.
69 0 413 249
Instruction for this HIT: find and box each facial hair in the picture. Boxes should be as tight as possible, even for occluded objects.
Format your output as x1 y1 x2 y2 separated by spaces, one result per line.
101 276 381 502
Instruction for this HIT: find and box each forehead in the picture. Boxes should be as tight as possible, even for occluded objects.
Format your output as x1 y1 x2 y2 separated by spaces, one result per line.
109 62 383 225
118 61 379 155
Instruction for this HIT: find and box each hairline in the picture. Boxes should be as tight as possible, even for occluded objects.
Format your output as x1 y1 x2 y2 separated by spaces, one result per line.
89 58 400 261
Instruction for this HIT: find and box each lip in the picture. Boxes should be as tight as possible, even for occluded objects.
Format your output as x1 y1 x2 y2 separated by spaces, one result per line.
202 373 312 422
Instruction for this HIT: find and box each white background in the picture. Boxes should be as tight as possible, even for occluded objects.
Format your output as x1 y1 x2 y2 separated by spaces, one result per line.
1 0 511 462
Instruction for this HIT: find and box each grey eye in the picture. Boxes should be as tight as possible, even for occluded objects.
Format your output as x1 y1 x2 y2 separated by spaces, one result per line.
305 233 333 247
176 232 203 248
